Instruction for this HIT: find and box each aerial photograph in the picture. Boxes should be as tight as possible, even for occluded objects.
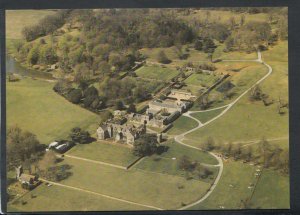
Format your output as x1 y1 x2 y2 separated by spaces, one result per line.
6 8 289 211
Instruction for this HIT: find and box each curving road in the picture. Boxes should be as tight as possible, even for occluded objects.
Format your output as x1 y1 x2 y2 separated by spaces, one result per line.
175 51 273 210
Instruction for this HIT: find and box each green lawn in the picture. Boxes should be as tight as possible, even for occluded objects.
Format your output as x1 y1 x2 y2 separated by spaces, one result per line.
160 140 218 165
134 154 218 183
185 48 288 147
7 78 101 144
57 157 211 209
66 141 139 167
6 10 57 39
184 73 220 88
8 183 149 212
167 116 198 135
213 43 258 60
135 65 179 81
249 169 290 209
191 107 226 124
262 41 288 63
190 160 257 210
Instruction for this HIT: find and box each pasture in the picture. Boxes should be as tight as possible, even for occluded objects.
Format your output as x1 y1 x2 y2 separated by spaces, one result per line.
185 43 288 148
184 72 220 88
189 160 257 210
7 78 101 144
6 10 57 39
135 65 179 81
56 157 211 209
134 154 218 183
66 141 139 167
191 107 226 124
167 116 198 135
248 169 289 209
8 183 149 212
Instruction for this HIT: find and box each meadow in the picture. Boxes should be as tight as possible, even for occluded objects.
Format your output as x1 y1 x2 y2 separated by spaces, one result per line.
192 160 286 210
185 42 288 148
8 183 149 212
56 157 211 210
191 107 226 123
66 141 139 167
167 116 198 135
6 10 57 40
248 169 290 209
7 78 101 144
135 65 179 81
134 154 218 183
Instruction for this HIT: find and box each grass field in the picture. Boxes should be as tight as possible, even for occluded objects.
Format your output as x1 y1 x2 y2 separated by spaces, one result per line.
213 43 258 60
161 140 218 165
56 157 211 209
184 73 220 88
191 107 226 123
6 10 57 39
185 43 288 148
135 65 179 81
167 116 198 135
66 141 139 167
248 169 290 209
7 78 101 144
190 160 257 210
8 183 149 212
134 154 218 183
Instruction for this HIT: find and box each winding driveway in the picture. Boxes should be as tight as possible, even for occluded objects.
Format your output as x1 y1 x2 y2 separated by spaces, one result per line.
175 51 273 210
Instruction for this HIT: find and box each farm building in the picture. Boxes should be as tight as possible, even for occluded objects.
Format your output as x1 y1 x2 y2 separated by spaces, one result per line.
15 166 40 190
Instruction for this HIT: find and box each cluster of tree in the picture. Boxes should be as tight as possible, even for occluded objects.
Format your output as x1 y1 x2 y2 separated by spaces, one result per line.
197 94 212 110
178 155 214 180
7 125 46 169
26 42 58 65
80 9 195 49
22 10 71 42
277 96 289 115
157 51 172 64
249 85 274 107
201 137 289 175
36 151 72 182
133 134 159 156
194 37 216 53
196 63 217 71
53 80 105 112
224 21 273 52
69 127 92 144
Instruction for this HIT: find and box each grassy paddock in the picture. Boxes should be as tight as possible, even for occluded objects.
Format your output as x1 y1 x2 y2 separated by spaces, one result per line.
8 183 149 212
249 169 289 209
135 65 179 81
161 140 218 165
167 116 198 135
58 157 211 209
190 160 257 210
6 10 57 39
184 73 220 88
7 78 100 144
191 107 226 123
66 141 139 167
135 154 218 183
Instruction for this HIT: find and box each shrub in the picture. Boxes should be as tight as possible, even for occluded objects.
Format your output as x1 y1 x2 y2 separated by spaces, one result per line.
157 51 171 64
67 89 82 104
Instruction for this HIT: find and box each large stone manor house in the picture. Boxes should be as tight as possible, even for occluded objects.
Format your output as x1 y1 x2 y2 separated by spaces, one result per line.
97 120 146 145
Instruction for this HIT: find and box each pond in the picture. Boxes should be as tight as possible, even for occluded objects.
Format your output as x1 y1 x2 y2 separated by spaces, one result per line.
6 55 55 80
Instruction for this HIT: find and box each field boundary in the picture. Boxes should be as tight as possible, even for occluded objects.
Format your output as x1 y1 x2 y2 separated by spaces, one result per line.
64 154 127 170
39 178 162 210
